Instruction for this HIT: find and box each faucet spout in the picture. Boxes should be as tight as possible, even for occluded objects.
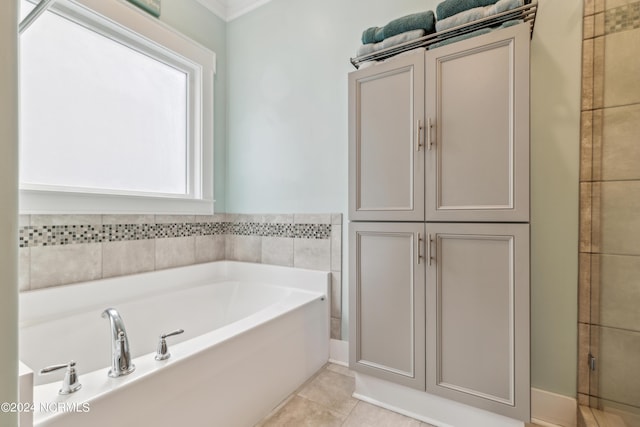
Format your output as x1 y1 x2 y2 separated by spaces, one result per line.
101 308 135 377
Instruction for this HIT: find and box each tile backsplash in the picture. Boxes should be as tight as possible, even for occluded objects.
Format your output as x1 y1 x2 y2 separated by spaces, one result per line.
18 213 343 340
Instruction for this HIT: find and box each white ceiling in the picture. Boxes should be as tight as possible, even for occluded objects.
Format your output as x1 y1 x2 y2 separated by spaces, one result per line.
193 0 272 21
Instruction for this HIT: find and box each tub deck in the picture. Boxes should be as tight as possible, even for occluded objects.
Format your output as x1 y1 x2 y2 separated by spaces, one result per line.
19 261 330 427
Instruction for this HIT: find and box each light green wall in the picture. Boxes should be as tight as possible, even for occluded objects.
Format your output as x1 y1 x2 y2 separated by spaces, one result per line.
0 1 19 426
226 0 437 213
159 0 228 212
530 0 582 396
227 0 582 397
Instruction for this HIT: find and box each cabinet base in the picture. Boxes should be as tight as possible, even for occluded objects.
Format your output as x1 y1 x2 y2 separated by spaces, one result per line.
353 373 526 427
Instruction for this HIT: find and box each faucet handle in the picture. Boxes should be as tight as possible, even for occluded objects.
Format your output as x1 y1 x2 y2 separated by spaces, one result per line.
155 329 184 361
40 360 82 395
161 329 184 339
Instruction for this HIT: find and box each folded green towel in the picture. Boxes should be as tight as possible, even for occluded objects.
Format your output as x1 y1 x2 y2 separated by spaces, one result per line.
436 0 524 32
382 11 436 40
436 0 500 20
362 26 385 44
357 29 427 57
361 10 436 44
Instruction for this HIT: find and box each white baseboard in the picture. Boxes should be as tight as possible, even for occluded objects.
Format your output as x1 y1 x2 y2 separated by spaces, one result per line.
329 339 348 366
335 342 576 427
355 373 524 427
352 374 578 427
531 388 577 427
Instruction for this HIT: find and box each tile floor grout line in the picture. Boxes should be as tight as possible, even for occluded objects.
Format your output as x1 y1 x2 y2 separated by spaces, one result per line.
341 399 362 426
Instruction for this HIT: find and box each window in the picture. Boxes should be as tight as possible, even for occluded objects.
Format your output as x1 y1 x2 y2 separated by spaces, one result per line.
19 0 215 213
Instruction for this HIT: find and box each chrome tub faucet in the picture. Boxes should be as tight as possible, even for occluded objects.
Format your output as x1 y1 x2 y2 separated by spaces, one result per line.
101 307 135 377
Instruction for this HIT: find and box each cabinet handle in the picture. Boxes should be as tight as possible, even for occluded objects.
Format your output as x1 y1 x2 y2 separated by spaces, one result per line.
417 233 423 264
427 118 433 151
416 119 423 151
427 233 433 266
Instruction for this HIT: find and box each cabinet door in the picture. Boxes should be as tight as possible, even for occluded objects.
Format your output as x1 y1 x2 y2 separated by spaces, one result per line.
425 223 530 421
349 50 425 221
425 23 530 222
349 222 426 390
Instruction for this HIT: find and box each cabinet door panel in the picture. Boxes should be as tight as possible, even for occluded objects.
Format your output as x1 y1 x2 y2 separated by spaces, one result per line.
426 223 529 421
349 50 425 221
426 24 529 222
349 222 426 390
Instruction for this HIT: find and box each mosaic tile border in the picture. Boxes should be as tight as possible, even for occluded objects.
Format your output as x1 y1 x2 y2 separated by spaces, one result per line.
605 1 640 34
19 222 332 248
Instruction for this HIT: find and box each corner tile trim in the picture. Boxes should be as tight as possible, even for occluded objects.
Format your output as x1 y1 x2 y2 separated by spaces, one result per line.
19 221 331 248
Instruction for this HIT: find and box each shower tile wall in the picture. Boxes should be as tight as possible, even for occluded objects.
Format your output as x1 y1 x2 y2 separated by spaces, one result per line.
18 213 343 340
579 0 640 419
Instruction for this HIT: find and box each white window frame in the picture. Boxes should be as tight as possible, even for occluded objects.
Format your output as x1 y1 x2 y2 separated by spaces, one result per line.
19 0 216 214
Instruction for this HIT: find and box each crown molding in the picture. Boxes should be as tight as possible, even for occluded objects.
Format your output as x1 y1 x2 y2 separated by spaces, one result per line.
193 0 227 20
193 0 272 21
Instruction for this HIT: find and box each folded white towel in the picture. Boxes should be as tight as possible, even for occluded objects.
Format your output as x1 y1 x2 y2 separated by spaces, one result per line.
356 29 426 57
435 0 524 32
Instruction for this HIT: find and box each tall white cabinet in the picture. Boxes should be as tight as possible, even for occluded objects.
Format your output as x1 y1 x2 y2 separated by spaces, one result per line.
349 23 531 422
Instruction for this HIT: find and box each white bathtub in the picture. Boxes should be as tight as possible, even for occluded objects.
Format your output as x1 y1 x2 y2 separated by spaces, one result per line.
19 261 330 427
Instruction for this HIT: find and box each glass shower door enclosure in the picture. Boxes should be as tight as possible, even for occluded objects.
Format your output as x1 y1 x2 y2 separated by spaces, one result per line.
579 0 640 423
587 253 640 426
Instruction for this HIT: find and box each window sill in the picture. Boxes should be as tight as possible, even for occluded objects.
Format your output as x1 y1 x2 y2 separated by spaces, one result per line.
20 189 214 215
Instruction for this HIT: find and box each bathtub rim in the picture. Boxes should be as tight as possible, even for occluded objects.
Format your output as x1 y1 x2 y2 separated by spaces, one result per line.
21 261 330 426
32 288 327 426
19 260 330 327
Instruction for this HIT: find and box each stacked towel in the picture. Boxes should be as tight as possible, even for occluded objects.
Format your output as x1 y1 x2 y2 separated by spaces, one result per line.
383 11 436 40
436 0 525 32
354 0 528 63
435 0 501 21
357 29 426 57
362 27 384 45
360 10 436 45
357 11 435 59
429 20 522 49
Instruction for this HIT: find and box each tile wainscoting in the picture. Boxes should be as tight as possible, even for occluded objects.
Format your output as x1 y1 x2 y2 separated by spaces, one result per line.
18 213 343 339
